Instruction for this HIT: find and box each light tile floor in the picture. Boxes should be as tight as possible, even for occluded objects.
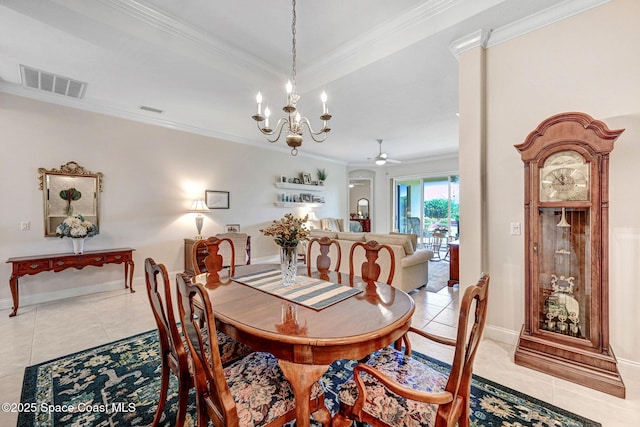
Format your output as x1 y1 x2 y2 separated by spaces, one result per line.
1 279 638 426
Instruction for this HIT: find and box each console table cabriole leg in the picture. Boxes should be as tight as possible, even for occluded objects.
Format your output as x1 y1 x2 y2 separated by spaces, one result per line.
9 275 19 317
125 261 135 293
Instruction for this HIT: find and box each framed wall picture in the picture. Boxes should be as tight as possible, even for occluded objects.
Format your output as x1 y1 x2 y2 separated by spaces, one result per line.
205 190 229 209
302 172 312 184
225 224 240 233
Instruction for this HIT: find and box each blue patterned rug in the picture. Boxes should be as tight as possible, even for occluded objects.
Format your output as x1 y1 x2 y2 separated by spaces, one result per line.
19 330 601 426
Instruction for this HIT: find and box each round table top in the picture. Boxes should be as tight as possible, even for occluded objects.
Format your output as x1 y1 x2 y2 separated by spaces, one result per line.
194 264 415 364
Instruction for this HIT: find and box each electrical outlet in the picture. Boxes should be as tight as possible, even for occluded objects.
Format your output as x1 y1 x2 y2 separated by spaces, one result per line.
510 222 521 236
20 221 30 231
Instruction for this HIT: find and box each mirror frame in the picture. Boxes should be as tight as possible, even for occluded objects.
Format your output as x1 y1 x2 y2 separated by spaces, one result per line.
357 198 370 219
38 161 103 237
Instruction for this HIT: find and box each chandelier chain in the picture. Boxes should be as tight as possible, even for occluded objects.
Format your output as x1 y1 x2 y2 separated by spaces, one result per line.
291 0 297 94
251 0 331 155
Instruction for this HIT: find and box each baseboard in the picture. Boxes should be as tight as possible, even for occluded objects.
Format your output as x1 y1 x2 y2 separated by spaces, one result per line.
483 324 521 346
483 323 640 373
0 277 143 312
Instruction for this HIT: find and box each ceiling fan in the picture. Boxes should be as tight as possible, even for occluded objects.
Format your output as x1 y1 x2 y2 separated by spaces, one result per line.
371 139 401 165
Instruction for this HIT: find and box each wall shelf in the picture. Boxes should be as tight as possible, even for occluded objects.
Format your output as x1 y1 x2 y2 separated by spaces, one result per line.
274 180 325 207
275 182 324 192
274 202 324 208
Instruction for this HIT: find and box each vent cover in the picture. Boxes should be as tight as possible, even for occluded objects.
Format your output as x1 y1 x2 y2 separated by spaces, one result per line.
139 105 164 114
20 65 86 99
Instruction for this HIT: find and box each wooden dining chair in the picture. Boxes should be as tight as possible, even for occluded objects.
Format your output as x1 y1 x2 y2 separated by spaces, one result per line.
174 273 331 427
144 258 253 426
306 236 341 280
144 258 193 427
191 236 236 282
348 240 396 285
215 232 251 266
332 273 490 427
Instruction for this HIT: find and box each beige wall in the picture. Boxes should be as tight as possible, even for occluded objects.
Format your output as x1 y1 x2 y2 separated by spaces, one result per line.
0 93 346 309
459 0 640 362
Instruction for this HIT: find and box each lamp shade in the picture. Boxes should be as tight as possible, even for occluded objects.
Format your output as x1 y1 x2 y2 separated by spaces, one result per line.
190 199 209 212
307 211 319 222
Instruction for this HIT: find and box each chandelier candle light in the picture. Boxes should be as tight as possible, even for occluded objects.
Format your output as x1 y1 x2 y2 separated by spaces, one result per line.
251 0 331 156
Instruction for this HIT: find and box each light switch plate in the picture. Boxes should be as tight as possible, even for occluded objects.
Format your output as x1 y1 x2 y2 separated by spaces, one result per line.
510 222 521 235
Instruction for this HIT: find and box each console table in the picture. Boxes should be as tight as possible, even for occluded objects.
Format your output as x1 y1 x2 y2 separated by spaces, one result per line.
6 247 135 317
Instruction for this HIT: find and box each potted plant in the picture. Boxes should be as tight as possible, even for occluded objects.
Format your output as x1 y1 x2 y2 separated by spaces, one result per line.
316 168 327 185
260 213 309 285
55 214 99 254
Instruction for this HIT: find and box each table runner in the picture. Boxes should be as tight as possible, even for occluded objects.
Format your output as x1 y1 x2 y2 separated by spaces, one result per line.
231 269 362 310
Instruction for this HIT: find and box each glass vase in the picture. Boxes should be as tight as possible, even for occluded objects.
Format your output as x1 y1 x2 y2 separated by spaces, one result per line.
279 245 298 286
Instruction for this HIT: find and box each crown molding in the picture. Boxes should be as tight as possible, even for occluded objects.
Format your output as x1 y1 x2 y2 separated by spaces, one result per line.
449 29 491 58
94 0 281 79
302 0 504 90
449 0 611 58
0 81 347 165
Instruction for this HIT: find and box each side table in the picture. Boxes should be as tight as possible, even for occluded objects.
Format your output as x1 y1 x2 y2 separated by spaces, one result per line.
448 241 459 286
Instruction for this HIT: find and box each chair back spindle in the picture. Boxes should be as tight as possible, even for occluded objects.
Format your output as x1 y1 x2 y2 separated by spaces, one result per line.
192 237 236 282
349 240 396 285
307 236 341 280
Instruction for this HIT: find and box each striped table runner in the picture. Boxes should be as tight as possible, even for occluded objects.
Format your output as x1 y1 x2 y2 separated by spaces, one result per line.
231 269 362 310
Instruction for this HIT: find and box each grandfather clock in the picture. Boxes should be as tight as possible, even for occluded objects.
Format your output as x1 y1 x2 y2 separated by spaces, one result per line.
514 112 625 398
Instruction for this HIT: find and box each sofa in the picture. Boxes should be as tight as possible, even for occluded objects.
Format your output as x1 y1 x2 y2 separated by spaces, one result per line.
307 230 433 293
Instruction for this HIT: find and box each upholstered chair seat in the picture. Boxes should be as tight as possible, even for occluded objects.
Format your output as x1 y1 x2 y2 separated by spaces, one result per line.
338 347 447 425
333 273 490 427
223 351 326 426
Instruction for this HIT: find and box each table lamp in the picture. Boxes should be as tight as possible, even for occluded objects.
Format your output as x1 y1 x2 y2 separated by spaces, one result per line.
306 210 319 229
189 199 209 240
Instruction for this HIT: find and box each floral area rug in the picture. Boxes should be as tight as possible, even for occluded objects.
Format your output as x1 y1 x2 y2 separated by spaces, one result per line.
19 330 601 427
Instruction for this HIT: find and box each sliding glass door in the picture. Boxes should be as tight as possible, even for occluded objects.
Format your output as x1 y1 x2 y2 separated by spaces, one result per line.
394 175 459 248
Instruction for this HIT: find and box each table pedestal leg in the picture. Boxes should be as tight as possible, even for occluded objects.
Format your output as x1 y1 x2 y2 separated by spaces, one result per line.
278 361 330 427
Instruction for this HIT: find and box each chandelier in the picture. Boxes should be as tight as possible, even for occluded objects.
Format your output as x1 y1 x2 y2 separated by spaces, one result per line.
251 0 331 156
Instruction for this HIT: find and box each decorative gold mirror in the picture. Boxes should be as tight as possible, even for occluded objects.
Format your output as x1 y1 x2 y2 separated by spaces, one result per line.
38 161 102 237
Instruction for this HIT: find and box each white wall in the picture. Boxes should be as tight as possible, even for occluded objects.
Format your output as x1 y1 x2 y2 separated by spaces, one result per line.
459 0 640 363
0 93 347 309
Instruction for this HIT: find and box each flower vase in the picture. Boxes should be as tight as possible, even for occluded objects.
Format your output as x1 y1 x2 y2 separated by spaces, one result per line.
72 237 85 254
279 245 298 286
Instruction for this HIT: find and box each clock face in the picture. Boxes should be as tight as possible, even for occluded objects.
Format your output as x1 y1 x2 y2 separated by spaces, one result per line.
542 167 588 201
539 151 590 202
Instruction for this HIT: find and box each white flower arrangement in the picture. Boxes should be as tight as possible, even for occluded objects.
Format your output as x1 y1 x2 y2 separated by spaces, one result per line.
56 214 99 238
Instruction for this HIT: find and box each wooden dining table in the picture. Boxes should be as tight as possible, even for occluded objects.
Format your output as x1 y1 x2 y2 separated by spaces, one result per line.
193 264 415 427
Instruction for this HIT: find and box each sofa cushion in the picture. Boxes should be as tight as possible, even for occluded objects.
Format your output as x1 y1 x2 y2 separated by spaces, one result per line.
310 230 338 239
337 232 366 242
364 233 414 255
320 218 344 232
389 232 418 252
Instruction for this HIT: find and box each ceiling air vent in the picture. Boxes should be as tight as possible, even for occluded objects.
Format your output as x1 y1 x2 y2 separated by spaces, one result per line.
139 105 164 114
20 65 86 99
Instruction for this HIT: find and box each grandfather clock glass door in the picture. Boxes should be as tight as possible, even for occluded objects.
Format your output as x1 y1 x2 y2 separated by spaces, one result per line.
515 112 625 398
537 207 591 341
